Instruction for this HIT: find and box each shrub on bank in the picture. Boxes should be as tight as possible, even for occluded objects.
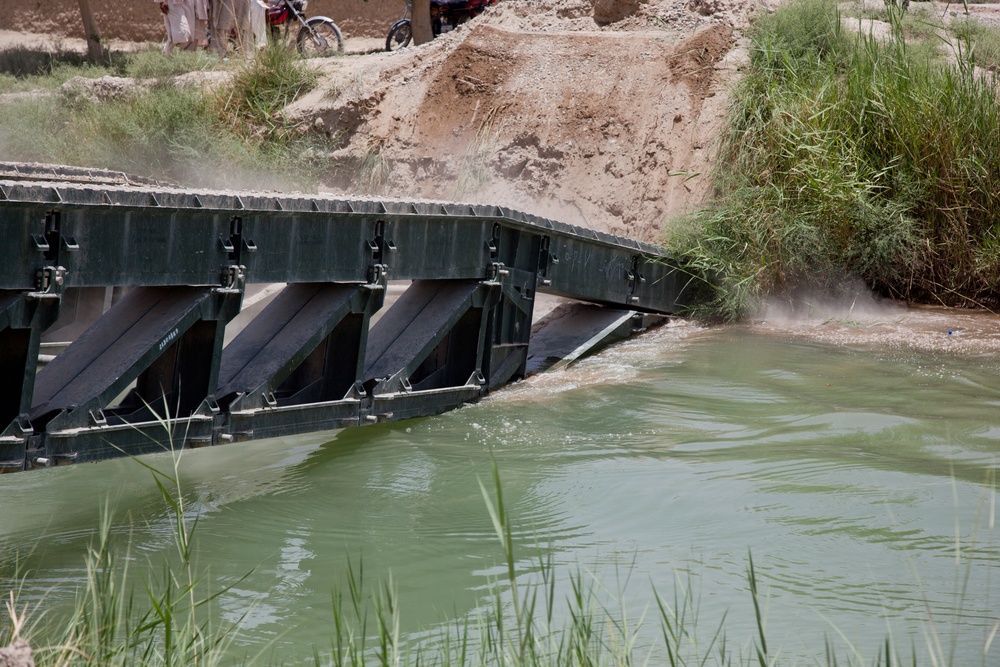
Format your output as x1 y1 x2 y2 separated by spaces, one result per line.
668 0 1000 319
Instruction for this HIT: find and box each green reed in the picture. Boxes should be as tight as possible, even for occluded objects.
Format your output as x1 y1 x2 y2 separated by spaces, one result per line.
0 411 244 667
2 452 995 666
666 0 1000 320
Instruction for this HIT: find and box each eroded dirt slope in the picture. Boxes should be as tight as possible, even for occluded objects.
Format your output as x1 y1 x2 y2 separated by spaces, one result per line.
287 0 755 241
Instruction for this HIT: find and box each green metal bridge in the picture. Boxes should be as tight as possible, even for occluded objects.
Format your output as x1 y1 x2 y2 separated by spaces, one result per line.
0 163 691 472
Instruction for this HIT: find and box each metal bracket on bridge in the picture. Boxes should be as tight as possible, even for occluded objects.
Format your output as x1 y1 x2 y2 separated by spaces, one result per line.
368 220 396 261
222 216 256 264
33 266 67 297
221 265 247 292
627 255 646 305
486 262 509 284
368 263 389 287
366 219 396 287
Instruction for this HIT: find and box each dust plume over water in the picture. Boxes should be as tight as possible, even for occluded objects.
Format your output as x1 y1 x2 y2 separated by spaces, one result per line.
754 287 1000 355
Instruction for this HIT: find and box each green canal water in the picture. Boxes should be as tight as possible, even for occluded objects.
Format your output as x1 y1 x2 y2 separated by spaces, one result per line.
1 306 999 664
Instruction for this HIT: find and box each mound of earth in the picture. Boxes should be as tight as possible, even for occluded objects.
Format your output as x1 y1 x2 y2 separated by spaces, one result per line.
286 0 761 242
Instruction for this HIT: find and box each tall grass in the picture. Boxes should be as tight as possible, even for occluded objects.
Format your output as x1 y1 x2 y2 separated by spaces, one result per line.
667 0 1000 319
3 452 996 666
0 424 242 667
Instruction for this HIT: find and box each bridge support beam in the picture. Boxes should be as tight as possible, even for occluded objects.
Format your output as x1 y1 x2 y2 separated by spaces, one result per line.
0 290 60 470
526 303 666 375
217 282 384 442
27 285 243 466
364 280 502 422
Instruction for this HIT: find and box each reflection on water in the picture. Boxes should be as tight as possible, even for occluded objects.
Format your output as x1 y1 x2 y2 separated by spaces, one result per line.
1 311 999 663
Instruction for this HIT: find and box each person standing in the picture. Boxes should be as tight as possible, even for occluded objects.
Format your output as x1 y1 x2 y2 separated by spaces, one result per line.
249 0 269 49
212 0 252 56
157 0 196 54
192 0 211 49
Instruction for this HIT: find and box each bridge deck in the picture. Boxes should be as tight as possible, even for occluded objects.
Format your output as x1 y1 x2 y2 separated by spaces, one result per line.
0 166 691 472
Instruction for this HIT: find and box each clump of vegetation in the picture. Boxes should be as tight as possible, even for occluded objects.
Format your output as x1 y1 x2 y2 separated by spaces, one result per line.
668 0 1000 320
0 43 324 189
218 43 319 143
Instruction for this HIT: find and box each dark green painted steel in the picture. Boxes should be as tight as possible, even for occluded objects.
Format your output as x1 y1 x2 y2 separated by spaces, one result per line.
0 173 690 472
0 180 682 313
0 289 60 463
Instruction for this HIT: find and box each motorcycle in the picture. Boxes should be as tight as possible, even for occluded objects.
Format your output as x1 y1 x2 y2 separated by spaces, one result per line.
233 0 343 56
385 0 496 51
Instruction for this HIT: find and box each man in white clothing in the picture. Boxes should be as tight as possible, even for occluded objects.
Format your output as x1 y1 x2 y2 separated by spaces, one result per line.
249 0 269 49
157 0 196 54
192 0 211 49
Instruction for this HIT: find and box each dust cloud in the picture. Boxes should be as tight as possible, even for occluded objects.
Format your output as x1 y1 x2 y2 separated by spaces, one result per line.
753 282 1000 355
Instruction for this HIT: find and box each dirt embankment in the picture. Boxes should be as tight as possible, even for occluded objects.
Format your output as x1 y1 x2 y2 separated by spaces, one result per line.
282 0 760 242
